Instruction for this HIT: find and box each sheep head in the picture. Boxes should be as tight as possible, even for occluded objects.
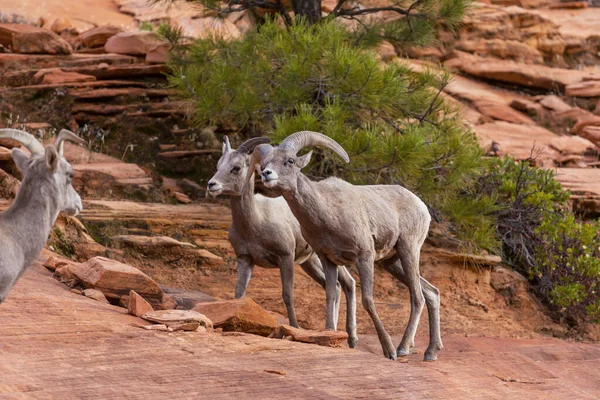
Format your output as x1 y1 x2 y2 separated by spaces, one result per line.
207 136 271 197
0 128 87 216
245 131 349 194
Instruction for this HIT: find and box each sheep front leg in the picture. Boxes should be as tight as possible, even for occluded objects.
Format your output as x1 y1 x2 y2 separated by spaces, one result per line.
319 255 339 331
234 256 254 299
280 255 299 328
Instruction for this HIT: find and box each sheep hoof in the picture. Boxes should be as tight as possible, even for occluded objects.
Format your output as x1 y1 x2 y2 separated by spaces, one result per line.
423 351 438 362
347 336 359 349
396 348 410 357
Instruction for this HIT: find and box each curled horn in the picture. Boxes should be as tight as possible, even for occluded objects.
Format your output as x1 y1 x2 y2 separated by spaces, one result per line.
0 128 45 155
279 131 350 163
222 135 232 154
55 129 86 156
236 136 271 154
241 143 273 193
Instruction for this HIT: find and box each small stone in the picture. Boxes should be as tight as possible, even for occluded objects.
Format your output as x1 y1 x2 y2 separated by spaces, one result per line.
174 192 192 204
83 288 110 304
50 17 73 34
128 290 154 317
143 324 169 331
142 309 213 329
76 25 123 49
44 256 68 271
70 289 82 295
277 325 349 347
146 42 171 64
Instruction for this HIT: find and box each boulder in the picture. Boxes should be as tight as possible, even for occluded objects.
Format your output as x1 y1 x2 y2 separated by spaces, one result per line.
33 68 96 85
70 256 165 308
192 298 277 336
550 136 597 154
50 17 74 34
565 81 600 98
455 39 544 64
0 23 72 55
509 98 546 118
538 95 571 113
474 121 560 163
146 42 171 64
128 290 154 317
75 25 123 49
175 17 241 41
445 53 600 91
274 325 349 347
580 126 600 146
83 288 110 304
105 31 168 56
43 256 70 272
142 309 213 330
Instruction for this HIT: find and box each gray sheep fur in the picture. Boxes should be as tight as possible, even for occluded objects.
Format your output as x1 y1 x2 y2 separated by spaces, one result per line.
0 129 85 304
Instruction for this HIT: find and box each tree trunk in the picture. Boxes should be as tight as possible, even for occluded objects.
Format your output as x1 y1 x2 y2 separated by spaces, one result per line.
291 0 322 24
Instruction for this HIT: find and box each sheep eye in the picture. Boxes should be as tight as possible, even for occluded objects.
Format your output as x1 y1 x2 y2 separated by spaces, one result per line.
287 158 295 165
231 166 241 173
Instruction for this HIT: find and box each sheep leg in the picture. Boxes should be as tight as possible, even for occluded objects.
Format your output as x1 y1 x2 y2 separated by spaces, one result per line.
337 266 359 348
394 247 425 359
420 277 443 361
280 255 299 328
357 253 396 360
319 256 339 332
300 255 342 329
234 256 254 299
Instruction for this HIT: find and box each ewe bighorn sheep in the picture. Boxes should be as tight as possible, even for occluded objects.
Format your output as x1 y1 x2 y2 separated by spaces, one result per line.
208 136 358 347
246 131 442 361
0 128 86 303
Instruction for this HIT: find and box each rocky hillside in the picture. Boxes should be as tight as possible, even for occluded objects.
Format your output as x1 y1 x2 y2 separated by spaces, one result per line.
1 0 600 344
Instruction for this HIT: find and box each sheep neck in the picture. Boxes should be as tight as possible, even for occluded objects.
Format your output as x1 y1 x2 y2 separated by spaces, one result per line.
1 176 59 268
282 174 322 230
230 171 260 229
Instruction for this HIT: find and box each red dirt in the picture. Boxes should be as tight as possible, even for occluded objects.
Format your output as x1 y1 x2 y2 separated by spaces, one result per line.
1 261 599 399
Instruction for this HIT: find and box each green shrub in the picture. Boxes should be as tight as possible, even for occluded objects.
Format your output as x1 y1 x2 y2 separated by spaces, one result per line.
478 157 600 323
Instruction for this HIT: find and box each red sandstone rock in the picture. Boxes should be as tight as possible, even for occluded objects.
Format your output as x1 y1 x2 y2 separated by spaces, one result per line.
33 68 96 85
193 298 277 336
70 256 164 308
104 31 168 56
75 25 123 49
127 290 154 317
0 23 72 55
275 325 349 347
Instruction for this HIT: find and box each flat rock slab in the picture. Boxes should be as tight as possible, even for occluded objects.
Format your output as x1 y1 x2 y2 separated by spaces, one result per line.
112 235 195 249
1 263 599 399
142 309 213 329
474 121 559 163
276 325 349 347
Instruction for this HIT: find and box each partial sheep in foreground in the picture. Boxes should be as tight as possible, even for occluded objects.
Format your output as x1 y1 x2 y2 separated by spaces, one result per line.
208 136 358 347
0 129 86 304
246 131 442 361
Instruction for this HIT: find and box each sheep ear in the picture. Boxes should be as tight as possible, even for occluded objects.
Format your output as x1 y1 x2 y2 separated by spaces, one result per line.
296 150 313 169
45 146 60 173
11 148 30 174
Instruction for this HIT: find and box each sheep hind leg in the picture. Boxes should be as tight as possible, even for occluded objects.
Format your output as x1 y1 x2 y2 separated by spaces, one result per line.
300 255 342 329
420 277 443 361
280 255 299 328
356 253 396 360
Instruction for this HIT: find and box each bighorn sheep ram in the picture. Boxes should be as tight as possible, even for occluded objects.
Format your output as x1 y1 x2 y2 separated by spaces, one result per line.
246 131 442 361
0 128 86 304
208 136 358 347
